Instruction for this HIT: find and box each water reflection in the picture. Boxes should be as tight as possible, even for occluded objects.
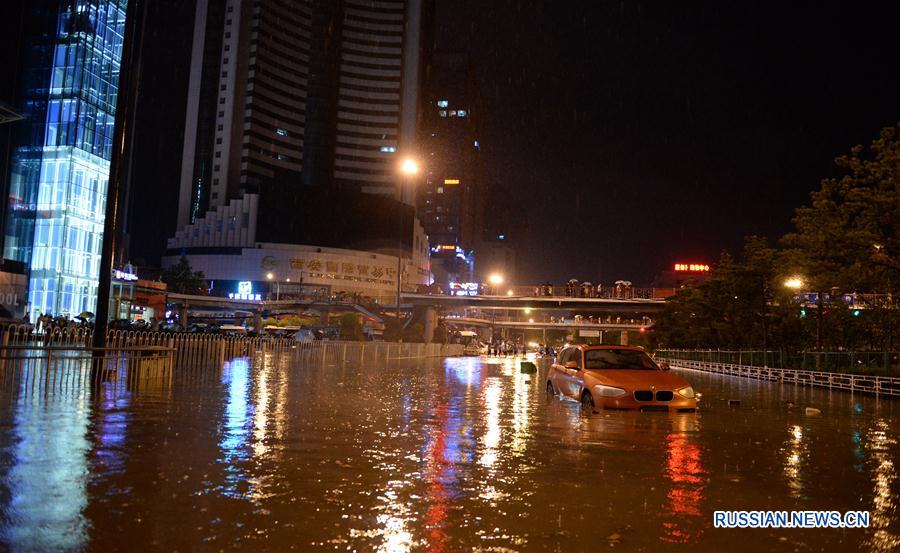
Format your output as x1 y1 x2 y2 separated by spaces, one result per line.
783 424 807 499
865 418 900 553
660 416 706 544
0 377 92 551
218 358 252 498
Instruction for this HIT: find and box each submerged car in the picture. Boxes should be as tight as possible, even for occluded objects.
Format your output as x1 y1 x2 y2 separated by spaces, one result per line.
547 345 698 412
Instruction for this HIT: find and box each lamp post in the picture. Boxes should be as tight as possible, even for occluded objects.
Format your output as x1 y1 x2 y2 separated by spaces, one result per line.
785 276 823 370
488 273 504 296
397 157 419 342
266 272 279 301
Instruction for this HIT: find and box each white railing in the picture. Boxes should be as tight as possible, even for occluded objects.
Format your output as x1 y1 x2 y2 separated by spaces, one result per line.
659 358 900 397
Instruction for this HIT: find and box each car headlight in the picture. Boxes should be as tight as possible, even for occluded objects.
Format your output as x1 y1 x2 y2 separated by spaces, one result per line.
594 384 627 398
676 386 695 399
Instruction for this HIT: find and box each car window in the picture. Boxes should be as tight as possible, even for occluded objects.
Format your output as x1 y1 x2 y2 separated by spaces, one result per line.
584 349 658 370
557 348 571 365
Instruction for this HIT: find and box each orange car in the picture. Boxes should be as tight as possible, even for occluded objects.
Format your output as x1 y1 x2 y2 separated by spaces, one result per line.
547 345 698 412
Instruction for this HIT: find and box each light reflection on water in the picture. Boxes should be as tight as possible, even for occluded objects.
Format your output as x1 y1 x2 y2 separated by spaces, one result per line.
0 355 896 551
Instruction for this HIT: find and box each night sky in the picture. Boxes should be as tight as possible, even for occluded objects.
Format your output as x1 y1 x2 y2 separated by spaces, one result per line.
437 1 900 285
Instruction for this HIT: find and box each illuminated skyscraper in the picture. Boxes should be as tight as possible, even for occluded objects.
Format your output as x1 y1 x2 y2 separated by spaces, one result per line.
3 0 128 319
418 51 483 285
177 0 430 231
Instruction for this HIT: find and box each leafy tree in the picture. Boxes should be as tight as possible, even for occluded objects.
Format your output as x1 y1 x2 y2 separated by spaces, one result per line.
339 312 364 341
161 256 208 295
432 324 448 344
782 123 899 293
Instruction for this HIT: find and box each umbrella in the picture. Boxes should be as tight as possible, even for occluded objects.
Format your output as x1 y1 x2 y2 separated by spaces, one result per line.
78 311 94 320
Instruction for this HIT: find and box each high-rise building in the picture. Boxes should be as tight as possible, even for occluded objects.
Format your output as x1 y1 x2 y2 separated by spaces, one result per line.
164 0 435 303
177 0 429 230
418 51 483 286
3 0 128 319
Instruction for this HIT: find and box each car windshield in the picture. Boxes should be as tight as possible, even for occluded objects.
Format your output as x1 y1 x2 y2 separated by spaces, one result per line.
584 349 659 370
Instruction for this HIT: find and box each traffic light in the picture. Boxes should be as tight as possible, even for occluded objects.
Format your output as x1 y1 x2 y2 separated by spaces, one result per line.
800 308 807 318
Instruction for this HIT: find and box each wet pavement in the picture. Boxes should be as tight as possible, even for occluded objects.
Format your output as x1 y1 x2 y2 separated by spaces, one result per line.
0 353 898 552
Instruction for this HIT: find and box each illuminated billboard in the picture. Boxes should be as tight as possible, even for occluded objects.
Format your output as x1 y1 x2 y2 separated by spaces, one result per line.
674 263 710 272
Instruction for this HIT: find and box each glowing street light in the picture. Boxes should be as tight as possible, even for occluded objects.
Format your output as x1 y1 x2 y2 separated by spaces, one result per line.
266 272 274 280
784 277 804 290
400 158 419 175
488 274 504 285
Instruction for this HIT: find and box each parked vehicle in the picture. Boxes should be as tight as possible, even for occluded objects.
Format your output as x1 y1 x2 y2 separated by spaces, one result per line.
547 345 698 412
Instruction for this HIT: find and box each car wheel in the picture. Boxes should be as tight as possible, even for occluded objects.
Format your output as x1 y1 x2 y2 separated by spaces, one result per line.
581 390 595 413
546 381 556 399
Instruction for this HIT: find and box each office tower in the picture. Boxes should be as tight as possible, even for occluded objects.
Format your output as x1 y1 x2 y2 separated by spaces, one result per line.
177 0 429 230
418 51 483 284
3 0 128 319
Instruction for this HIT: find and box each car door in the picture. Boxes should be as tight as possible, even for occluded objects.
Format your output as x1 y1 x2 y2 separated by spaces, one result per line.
561 348 584 397
550 348 570 394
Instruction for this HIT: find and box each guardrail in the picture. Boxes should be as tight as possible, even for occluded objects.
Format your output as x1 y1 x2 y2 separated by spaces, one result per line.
657 357 900 397
0 325 464 398
0 325 464 367
657 349 899 376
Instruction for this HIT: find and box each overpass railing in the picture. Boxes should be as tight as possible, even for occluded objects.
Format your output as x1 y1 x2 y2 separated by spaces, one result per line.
486 286 675 299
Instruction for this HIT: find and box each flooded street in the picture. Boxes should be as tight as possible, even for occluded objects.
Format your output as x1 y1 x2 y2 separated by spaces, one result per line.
0 353 898 552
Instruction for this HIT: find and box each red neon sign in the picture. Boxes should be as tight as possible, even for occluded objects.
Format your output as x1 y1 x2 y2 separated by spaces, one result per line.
674 263 710 272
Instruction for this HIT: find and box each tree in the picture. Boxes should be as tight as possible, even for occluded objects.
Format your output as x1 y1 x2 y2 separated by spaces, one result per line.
782 123 900 293
339 312 364 341
161 256 208 295
782 123 900 352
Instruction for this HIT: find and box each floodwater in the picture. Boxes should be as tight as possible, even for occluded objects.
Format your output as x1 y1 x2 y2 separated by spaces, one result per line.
0 353 898 552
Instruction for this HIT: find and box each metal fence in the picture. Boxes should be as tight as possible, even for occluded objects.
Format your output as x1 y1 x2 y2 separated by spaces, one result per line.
0 325 465 398
658 349 900 376
656 357 900 397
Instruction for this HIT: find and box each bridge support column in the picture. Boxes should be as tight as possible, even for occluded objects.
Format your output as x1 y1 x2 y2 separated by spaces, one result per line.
253 310 261 332
621 330 628 345
423 306 437 343
179 303 189 330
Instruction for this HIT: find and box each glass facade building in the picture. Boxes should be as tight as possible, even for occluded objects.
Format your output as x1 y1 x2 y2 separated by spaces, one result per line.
4 0 127 320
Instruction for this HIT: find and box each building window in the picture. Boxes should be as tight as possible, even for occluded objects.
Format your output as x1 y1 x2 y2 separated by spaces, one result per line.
215 151 221 158
218 111 224 117
225 32 231 38
379 146 396 153
217 124 223 131
220 84 226 91
276 128 288 137
219 98 225 104
216 138 222 144
437 187 444 194
224 45 230 51
213 178 219 185
212 193 218 200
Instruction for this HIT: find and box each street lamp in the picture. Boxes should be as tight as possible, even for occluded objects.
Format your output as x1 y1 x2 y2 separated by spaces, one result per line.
784 277 804 290
488 273 504 296
396 157 419 342
266 272 280 301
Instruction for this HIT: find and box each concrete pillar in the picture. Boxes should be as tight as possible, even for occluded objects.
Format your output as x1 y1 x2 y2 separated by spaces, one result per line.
179 303 189 329
423 306 437 343
253 310 262 332
621 330 628 345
